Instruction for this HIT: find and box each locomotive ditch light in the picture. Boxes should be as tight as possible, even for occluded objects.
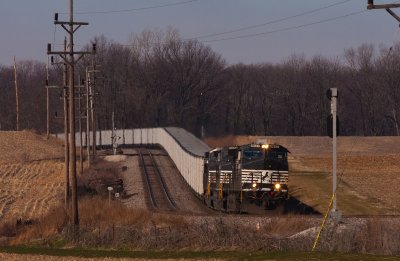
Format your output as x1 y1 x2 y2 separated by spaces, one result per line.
274 183 281 190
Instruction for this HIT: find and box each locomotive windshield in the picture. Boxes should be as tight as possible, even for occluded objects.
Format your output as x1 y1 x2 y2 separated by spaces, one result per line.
264 145 289 171
240 144 289 171
209 144 289 171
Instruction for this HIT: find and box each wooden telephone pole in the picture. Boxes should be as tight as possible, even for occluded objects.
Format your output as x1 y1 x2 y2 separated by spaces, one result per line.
13 56 19 131
91 55 97 159
47 37 70 212
88 60 99 160
62 37 70 213
368 0 400 22
367 1 400 134
47 0 94 229
46 57 50 139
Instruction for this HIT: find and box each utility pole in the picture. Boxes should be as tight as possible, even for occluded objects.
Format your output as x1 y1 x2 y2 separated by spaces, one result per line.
47 1 94 230
48 37 70 213
68 0 79 228
78 76 84 176
86 57 101 161
46 57 50 139
85 67 91 166
91 52 97 159
13 56 19 131
112 111 115 155
62 37 70 213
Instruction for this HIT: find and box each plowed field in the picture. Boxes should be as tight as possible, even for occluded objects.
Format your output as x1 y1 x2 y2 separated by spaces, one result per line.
0 131 64 221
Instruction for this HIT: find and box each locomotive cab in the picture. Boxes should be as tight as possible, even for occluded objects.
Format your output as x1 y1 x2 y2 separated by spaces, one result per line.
263 144 289 171
204 143 290 213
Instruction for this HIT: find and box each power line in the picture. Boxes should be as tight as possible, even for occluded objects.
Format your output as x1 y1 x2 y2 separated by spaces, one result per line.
195 0 396 43
59 0 199 15
194 0 355 40
199 10 367 43
53 1 392 48
114 9 366 47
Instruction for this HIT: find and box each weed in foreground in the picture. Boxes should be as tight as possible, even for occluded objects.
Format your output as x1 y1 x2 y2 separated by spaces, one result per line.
2 196 400 256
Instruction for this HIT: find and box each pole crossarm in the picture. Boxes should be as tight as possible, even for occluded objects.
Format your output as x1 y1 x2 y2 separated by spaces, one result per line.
386 8 400 23
55 21 89 35
48 51 92 56
47 51 93 66
46 85 64 89
55 21 89 26
367 1 400 26
367 4 400 9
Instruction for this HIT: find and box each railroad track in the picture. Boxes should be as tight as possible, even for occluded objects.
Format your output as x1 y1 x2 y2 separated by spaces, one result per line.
139 148 177 211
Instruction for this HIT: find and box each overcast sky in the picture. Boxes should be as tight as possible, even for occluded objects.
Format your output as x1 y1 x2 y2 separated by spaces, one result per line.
0 0 399 65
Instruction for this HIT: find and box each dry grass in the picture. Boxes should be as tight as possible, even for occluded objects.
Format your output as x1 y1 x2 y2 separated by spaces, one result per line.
7 205 66 246
5 195 189 249
78 197 151 228
311 218 400 255
80 160 120 194
3 194 400 256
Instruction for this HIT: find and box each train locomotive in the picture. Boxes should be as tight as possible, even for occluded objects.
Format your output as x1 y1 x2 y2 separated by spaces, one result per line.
203 143 289 213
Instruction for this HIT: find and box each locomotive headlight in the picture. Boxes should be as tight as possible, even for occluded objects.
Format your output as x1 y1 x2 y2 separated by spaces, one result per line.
261 144 269 149
252 183 257 188
274 183 281 190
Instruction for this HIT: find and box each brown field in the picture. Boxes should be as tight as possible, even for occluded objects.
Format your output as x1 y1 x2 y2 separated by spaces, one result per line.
204 136 400 215
1 131 399 224
0 131 65 222
0 132 399 256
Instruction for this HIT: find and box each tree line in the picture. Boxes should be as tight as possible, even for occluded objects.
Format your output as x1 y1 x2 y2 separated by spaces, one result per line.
1 28 399 137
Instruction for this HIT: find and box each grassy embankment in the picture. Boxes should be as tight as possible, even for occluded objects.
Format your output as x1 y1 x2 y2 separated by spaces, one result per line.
1 246 399 260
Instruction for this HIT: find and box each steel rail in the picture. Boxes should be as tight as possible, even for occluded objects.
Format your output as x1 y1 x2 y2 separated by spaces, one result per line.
139 148 157 209
139 147 176 211
147 149 177 210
